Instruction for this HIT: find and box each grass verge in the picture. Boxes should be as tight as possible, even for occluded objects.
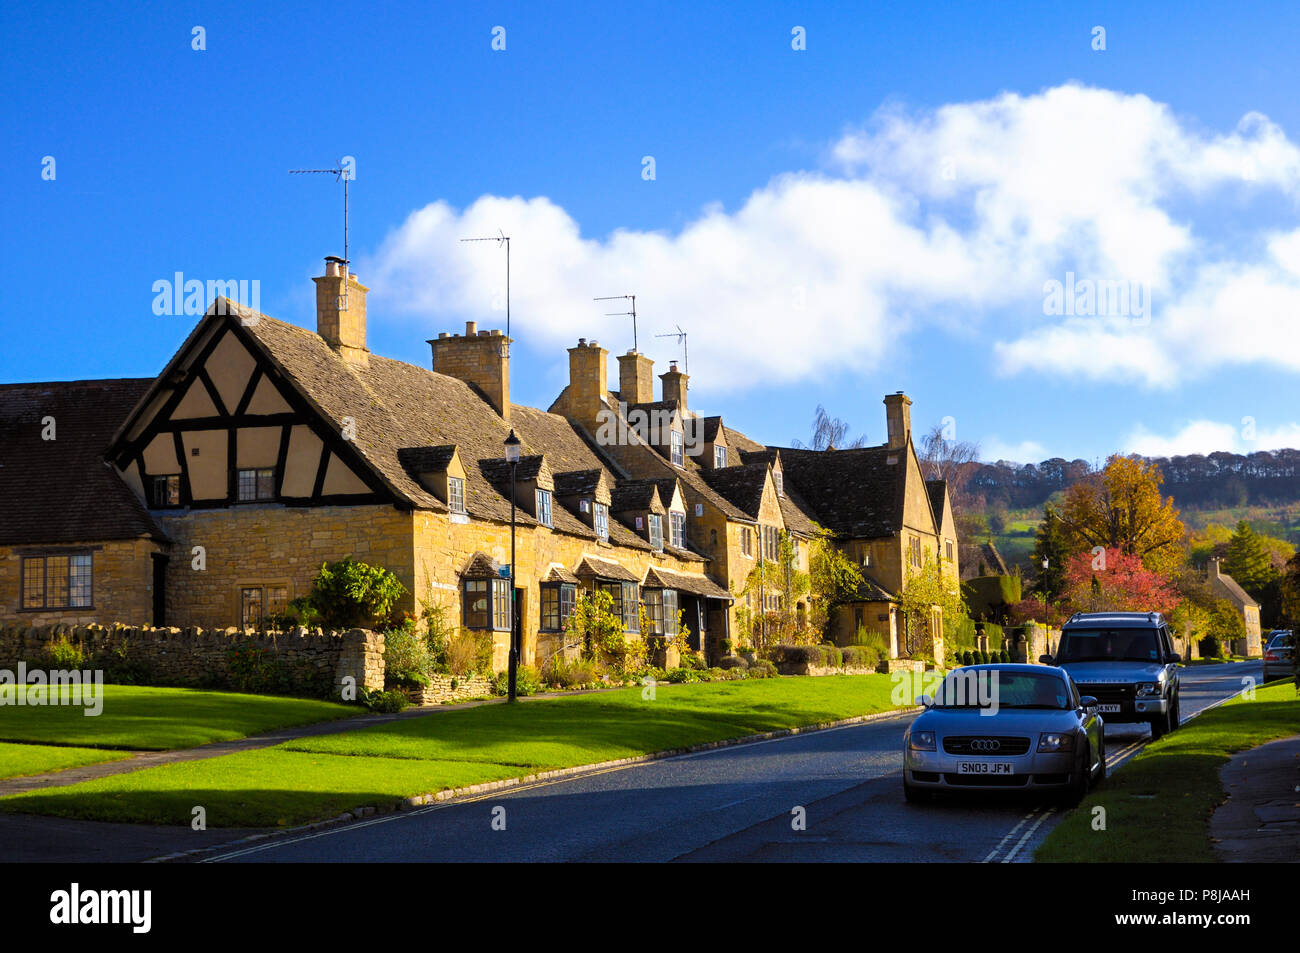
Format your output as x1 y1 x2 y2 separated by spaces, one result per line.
0 674 904 827
0 685 357 750
1035 681 1299 862
0 742 133 780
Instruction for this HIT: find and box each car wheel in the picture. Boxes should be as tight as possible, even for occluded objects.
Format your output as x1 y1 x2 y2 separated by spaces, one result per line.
903 779 929 804
1063 743 1091 806
1149 713 1165 740
1168 694 1180 731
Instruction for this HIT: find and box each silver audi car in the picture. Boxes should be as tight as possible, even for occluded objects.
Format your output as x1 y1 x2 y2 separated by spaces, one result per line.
903 664 1106 804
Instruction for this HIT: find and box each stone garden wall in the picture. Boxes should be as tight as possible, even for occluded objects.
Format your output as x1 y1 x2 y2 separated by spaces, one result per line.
406 672 496 706
0 622 385 697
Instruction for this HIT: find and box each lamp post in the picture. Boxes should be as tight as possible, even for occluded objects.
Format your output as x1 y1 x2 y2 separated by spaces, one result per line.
504 429 522 703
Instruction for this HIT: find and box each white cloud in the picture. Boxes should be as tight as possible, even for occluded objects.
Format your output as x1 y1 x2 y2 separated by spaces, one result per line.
362 83 1300 395
1124 419 1300 457
979 438 1049 465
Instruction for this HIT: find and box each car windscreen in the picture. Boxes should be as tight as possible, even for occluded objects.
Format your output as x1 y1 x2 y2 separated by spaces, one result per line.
1057 628 1160 663
932 670 1071 710
1268 633 1294 649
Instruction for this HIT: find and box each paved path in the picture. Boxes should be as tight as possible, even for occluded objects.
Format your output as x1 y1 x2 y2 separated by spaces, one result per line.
1210 733 1300 863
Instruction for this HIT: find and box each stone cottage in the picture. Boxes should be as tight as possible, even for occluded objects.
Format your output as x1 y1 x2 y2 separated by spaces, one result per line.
0 257 958 668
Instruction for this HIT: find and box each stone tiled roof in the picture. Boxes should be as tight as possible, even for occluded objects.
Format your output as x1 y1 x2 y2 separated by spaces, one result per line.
854 574 899 602
643 565 733 600
1212 567 1260 608
698 463 769 518
926 479 948 529
0 379 166 546
553 468 605 497
397 445 458 474
610 481 663 514
461 552 502 578
227 305 680 558
542 565 580 585
576 555 639 582
767 444 908 539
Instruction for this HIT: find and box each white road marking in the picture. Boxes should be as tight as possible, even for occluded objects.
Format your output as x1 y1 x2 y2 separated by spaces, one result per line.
1002 807 1056 862
982 808 1041 863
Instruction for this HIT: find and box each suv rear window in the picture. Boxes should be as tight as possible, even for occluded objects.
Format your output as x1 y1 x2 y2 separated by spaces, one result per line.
1058 628 1160 663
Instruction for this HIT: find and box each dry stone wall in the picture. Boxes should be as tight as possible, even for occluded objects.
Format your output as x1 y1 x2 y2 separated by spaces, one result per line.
0 622 384 697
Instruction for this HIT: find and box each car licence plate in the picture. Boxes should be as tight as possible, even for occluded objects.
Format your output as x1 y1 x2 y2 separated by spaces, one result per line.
956 762 1014 775
1097 704 1121 713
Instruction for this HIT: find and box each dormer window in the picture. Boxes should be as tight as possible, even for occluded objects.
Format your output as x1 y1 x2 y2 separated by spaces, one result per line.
670 511 686 549
670 430 683 466
648 513 663 551
714 446 727 468
536 489 553 527
580 498 591 513
594 503 609 541
449 476 466 514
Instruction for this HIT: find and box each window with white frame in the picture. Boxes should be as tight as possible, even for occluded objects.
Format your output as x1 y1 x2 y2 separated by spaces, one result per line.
714 446 727 468
648 513 663 550
594 503 609 541
536 488 552 527
670 430 683 466
448 476 466 514
670 511 686 548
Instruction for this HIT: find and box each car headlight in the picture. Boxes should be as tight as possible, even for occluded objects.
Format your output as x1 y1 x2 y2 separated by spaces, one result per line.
1037 732 1075 753
909 730 936 751
1136 682 1159 696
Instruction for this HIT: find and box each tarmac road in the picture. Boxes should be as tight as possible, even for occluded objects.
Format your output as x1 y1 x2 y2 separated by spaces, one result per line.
206 660 1262 863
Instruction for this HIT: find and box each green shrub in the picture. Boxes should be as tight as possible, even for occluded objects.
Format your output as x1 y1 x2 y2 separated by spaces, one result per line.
717 655 749 670
666 667 700 684
682 652 708 670
448 628 495 677
44 637 85 670
822 644 844 668
359 687 410 713
961 650 974 666
841 645 880 669
101 643 152 685
383 624 433 688
492 664 544 697
747 659 778 678
542 655 600 689
294 556 408 631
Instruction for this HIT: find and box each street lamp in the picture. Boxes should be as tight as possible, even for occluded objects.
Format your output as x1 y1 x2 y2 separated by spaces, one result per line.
504 429 522 703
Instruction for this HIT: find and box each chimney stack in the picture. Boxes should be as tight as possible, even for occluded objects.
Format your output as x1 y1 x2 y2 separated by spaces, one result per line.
617 349 654 405
427 321 512 422
884 392 912 449
660 360 688 414
314 257 370 367
560 338 609 433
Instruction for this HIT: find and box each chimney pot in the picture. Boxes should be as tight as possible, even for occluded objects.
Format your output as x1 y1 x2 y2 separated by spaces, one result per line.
465 321 478 336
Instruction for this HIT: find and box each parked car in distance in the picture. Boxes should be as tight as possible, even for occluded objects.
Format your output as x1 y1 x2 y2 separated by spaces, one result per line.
1263 630 1294 683
903 664 1105 805
1042 611 1181 739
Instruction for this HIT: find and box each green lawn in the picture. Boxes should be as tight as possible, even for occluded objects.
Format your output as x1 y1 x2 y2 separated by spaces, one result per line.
0 742 133 780
0 674 904 827
0 685 357 750
1035 681 1300 862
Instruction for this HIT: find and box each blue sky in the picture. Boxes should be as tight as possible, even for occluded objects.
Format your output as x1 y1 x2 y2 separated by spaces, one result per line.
5 0 1300 464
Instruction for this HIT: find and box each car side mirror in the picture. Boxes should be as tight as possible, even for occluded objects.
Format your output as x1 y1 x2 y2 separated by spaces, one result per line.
1039 654 1054 664
1169 653 1181 663
915 694 933 708
1079 695 1098 709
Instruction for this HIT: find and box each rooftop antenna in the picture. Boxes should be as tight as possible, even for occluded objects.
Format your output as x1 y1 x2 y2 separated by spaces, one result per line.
289 164 352 268
655 324 688 373
594 295 637 352
460 230 511 342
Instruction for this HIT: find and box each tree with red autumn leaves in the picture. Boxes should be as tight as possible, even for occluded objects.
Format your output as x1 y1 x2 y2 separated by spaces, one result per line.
1062 547 1181 615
